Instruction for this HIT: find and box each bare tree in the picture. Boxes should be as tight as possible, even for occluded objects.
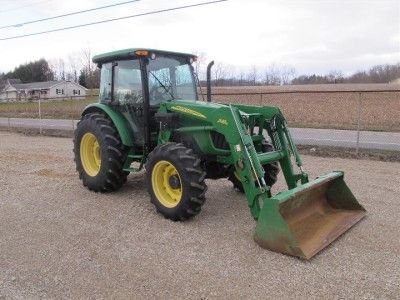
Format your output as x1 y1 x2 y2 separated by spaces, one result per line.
327 70 344 83
280 65 296 85
263 64 280 85
263 64 296 85
80 47 98 88
247 65 258 86
213 63 227 86
48 59 57 80
238 69 246 86
67 52 81 83
49 58 67 81
192 51 207 81
59 58 66 80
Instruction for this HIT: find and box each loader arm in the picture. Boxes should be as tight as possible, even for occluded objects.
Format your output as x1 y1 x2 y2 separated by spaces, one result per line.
157 100 366 259
157 100 308 219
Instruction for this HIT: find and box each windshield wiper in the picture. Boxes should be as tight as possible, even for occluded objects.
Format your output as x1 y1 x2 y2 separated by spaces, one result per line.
149 71 175 100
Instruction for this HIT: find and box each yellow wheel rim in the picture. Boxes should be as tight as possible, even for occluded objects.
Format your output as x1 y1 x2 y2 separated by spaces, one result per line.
80 132 101 177
151 160 182 208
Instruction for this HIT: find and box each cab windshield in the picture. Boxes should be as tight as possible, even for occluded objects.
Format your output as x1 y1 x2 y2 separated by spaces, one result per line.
148 55 197 106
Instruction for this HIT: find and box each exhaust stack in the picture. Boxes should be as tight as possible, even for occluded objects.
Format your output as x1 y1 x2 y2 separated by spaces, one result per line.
206 61 214 102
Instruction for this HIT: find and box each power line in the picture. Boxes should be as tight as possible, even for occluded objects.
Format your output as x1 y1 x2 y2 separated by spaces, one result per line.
0 0 228 41
0 0 53 14
0 0 141 30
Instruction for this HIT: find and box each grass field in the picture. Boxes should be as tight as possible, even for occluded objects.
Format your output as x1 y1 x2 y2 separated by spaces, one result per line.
0 84 399 131
0 97 96 119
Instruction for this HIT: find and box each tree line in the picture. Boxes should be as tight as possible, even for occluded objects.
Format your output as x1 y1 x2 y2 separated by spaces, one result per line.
200 63 400 86
291 64 400 85
1 49 399 88
0 48 100 89
192 51 400 86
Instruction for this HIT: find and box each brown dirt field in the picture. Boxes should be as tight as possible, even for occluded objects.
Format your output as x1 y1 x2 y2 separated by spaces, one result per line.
0 132 399 298
211 84 400 131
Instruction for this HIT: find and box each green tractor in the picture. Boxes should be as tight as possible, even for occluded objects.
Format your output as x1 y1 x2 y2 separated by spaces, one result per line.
73 48 366 259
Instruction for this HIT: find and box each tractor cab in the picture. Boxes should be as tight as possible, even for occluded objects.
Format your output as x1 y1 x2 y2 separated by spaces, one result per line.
94 48 198 106
93 48 198 147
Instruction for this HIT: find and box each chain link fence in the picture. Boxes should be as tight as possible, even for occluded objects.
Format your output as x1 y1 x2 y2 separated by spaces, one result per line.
0 88 399 153
0 94 96 134
208 88 400 153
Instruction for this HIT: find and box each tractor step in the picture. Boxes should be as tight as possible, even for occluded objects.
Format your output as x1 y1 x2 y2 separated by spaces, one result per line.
123 153 145 172
127 154 144 159
123 167 141 172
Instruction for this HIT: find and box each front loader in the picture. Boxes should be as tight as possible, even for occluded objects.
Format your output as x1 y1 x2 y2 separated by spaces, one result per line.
73 48 366 259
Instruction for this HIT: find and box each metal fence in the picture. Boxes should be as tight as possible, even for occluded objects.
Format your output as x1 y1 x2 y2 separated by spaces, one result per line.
207 89 400 153
0 89 399 153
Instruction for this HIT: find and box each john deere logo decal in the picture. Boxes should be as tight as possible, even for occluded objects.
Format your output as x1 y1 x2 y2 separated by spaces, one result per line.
170 106 206 119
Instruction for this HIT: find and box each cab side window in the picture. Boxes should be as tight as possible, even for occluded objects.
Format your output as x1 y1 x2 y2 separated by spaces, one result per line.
175 64 196 100
113 60 142 105
99 63 112 103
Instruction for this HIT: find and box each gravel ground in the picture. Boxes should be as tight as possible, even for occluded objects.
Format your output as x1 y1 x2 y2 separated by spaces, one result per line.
0 132 399 299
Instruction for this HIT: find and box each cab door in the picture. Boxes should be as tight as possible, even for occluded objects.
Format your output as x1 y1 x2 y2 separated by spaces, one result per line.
99 60 146 147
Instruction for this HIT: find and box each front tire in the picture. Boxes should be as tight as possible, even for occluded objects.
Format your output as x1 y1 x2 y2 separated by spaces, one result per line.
73 112 128 192
146 143 207 221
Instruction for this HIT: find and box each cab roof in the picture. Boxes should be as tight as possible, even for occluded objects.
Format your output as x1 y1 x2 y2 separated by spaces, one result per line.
92 48 196 64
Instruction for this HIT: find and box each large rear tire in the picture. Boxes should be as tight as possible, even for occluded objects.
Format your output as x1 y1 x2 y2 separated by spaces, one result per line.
73 112 128 192
146 143 207 221
228 140 279 192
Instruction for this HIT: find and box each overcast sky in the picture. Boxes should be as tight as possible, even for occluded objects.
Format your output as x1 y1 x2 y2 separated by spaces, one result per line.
0 0 399 76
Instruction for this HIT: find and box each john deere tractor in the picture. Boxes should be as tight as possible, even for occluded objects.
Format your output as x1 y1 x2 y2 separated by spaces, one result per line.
74 48 366 259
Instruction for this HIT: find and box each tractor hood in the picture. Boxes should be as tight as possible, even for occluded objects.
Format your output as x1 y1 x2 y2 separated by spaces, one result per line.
163 100 231 122
163 100 278 123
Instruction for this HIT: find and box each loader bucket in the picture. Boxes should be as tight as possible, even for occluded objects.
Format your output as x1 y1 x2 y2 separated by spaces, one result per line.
254 171 366 259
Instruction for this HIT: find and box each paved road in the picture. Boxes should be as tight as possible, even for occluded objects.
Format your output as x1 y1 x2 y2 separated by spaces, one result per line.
290 127 400 151
0 117 78 131
0 117 399 151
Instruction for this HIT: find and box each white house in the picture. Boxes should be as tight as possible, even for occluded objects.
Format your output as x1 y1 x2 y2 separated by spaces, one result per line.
0 79 87 102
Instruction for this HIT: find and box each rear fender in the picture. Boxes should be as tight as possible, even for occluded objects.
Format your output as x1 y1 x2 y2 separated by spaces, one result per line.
81 103 134 146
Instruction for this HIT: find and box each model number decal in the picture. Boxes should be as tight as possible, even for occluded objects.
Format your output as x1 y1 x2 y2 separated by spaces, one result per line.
170 106 207 119
217 118 228 126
